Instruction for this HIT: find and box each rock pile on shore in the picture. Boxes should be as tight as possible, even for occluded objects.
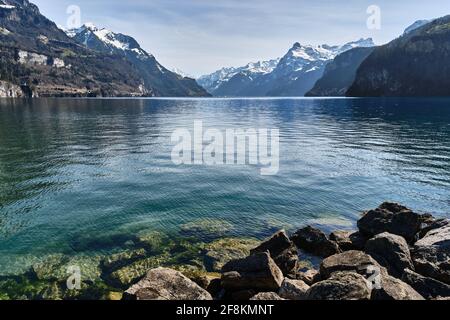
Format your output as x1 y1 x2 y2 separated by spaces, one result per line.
124 203 450 301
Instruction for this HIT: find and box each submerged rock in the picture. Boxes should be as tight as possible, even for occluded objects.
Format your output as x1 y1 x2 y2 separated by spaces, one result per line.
251 230 299 276
411 225 450 284
250 292 285 300
306 272 371 300
123 268 212 300
278 278 309 300
365 232 414 278
357 202 427 243
204 238 260 272
180 219 234 240
134 230 171 254
221 252 284 292
291 226 341 258
101 249 148 274
402 269 450 299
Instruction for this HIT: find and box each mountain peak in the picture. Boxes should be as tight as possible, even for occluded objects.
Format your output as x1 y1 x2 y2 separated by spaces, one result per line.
403 20 430 35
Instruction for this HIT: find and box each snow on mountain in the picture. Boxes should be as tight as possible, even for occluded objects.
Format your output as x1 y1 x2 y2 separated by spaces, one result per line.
403 20 431 35
199 38 374 96
171 68 194 79
197 58 280 93
65 23 151 60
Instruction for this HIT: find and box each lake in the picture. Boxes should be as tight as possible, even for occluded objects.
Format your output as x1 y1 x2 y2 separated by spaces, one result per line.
0 97 449 276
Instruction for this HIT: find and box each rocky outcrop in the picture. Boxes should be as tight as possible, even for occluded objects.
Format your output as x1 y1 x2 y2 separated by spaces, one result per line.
250 230 299 276
411 225 450 284
365 232 414 278
123 268 212 300
291 226 341 258
306 272 371 300
0 80 26 97
221 252 284 292
402 269 450 299
357 202 427 243
278 279 309 300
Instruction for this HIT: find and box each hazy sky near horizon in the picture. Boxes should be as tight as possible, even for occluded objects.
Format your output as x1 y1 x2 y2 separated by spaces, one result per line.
32 0 450 76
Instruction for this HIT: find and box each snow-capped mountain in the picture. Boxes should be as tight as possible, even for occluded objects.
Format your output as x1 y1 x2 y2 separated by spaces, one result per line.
403 20 431 35
65 23 209 97
198 58 280 94
199 38 374 97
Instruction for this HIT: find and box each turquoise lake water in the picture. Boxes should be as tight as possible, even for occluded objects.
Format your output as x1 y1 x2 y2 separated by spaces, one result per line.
0 97 449 275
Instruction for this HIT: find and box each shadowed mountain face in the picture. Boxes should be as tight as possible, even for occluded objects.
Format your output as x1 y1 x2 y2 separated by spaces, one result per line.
0 0 209 97
199 39 374 97
347 16 450 97
306 47 375 97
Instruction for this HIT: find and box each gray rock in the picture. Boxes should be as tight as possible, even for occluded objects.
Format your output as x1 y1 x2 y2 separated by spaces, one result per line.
365 232 414 278
418 219 449 240
250 292 285 300
291 226 341 258
372 272 424 300
357 202 427 243
251 230 299 276
296 269 321 286
306 272 371 300
278 278 309 300
402 269 450 299
221 252 284 292
330 231 366 251
123 268 213 300
320 250 380 279
412 225 450 284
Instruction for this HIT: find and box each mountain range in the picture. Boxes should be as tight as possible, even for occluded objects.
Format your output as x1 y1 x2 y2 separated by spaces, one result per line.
198 38 375 97
0 0 208 97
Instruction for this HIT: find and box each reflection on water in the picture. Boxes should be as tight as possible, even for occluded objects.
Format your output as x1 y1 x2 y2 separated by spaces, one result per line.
0 97 449 272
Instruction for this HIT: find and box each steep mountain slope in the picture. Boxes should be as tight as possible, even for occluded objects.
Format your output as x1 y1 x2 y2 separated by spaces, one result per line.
66 24 209 97
347 16 450 97
200 38 374 97
0 0 148 97
306 47 375 97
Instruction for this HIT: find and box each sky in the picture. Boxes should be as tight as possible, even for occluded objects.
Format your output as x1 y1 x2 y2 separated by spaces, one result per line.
32 0 450 77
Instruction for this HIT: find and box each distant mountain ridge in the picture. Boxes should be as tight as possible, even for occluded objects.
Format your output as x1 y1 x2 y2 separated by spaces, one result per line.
199 38 375 97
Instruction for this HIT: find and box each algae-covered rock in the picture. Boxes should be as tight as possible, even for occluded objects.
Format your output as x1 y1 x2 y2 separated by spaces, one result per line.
30 254 103 283
134 230 171 254
101 249 148 273
204 238 260 272
180 219 234 240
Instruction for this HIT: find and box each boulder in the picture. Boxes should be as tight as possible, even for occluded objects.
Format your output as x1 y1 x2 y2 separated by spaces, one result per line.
402 269 450 299
250 292 285 300
296 269 321 286
221 252 284 292
411 225 450 284
357 202 427 243
306 272 371 300
320 250 380 279
278 278 309 300
365 232 414 278
291 226 341 258
417 219 449 240
330 231 366 251
123 268 212 300
250 230 299 275
372 273 424 300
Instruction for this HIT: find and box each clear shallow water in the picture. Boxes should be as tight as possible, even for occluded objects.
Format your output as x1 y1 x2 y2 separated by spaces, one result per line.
0 97 449 274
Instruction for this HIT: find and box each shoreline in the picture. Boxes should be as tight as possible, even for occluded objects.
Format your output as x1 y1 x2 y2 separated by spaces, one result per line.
0 202 448 300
